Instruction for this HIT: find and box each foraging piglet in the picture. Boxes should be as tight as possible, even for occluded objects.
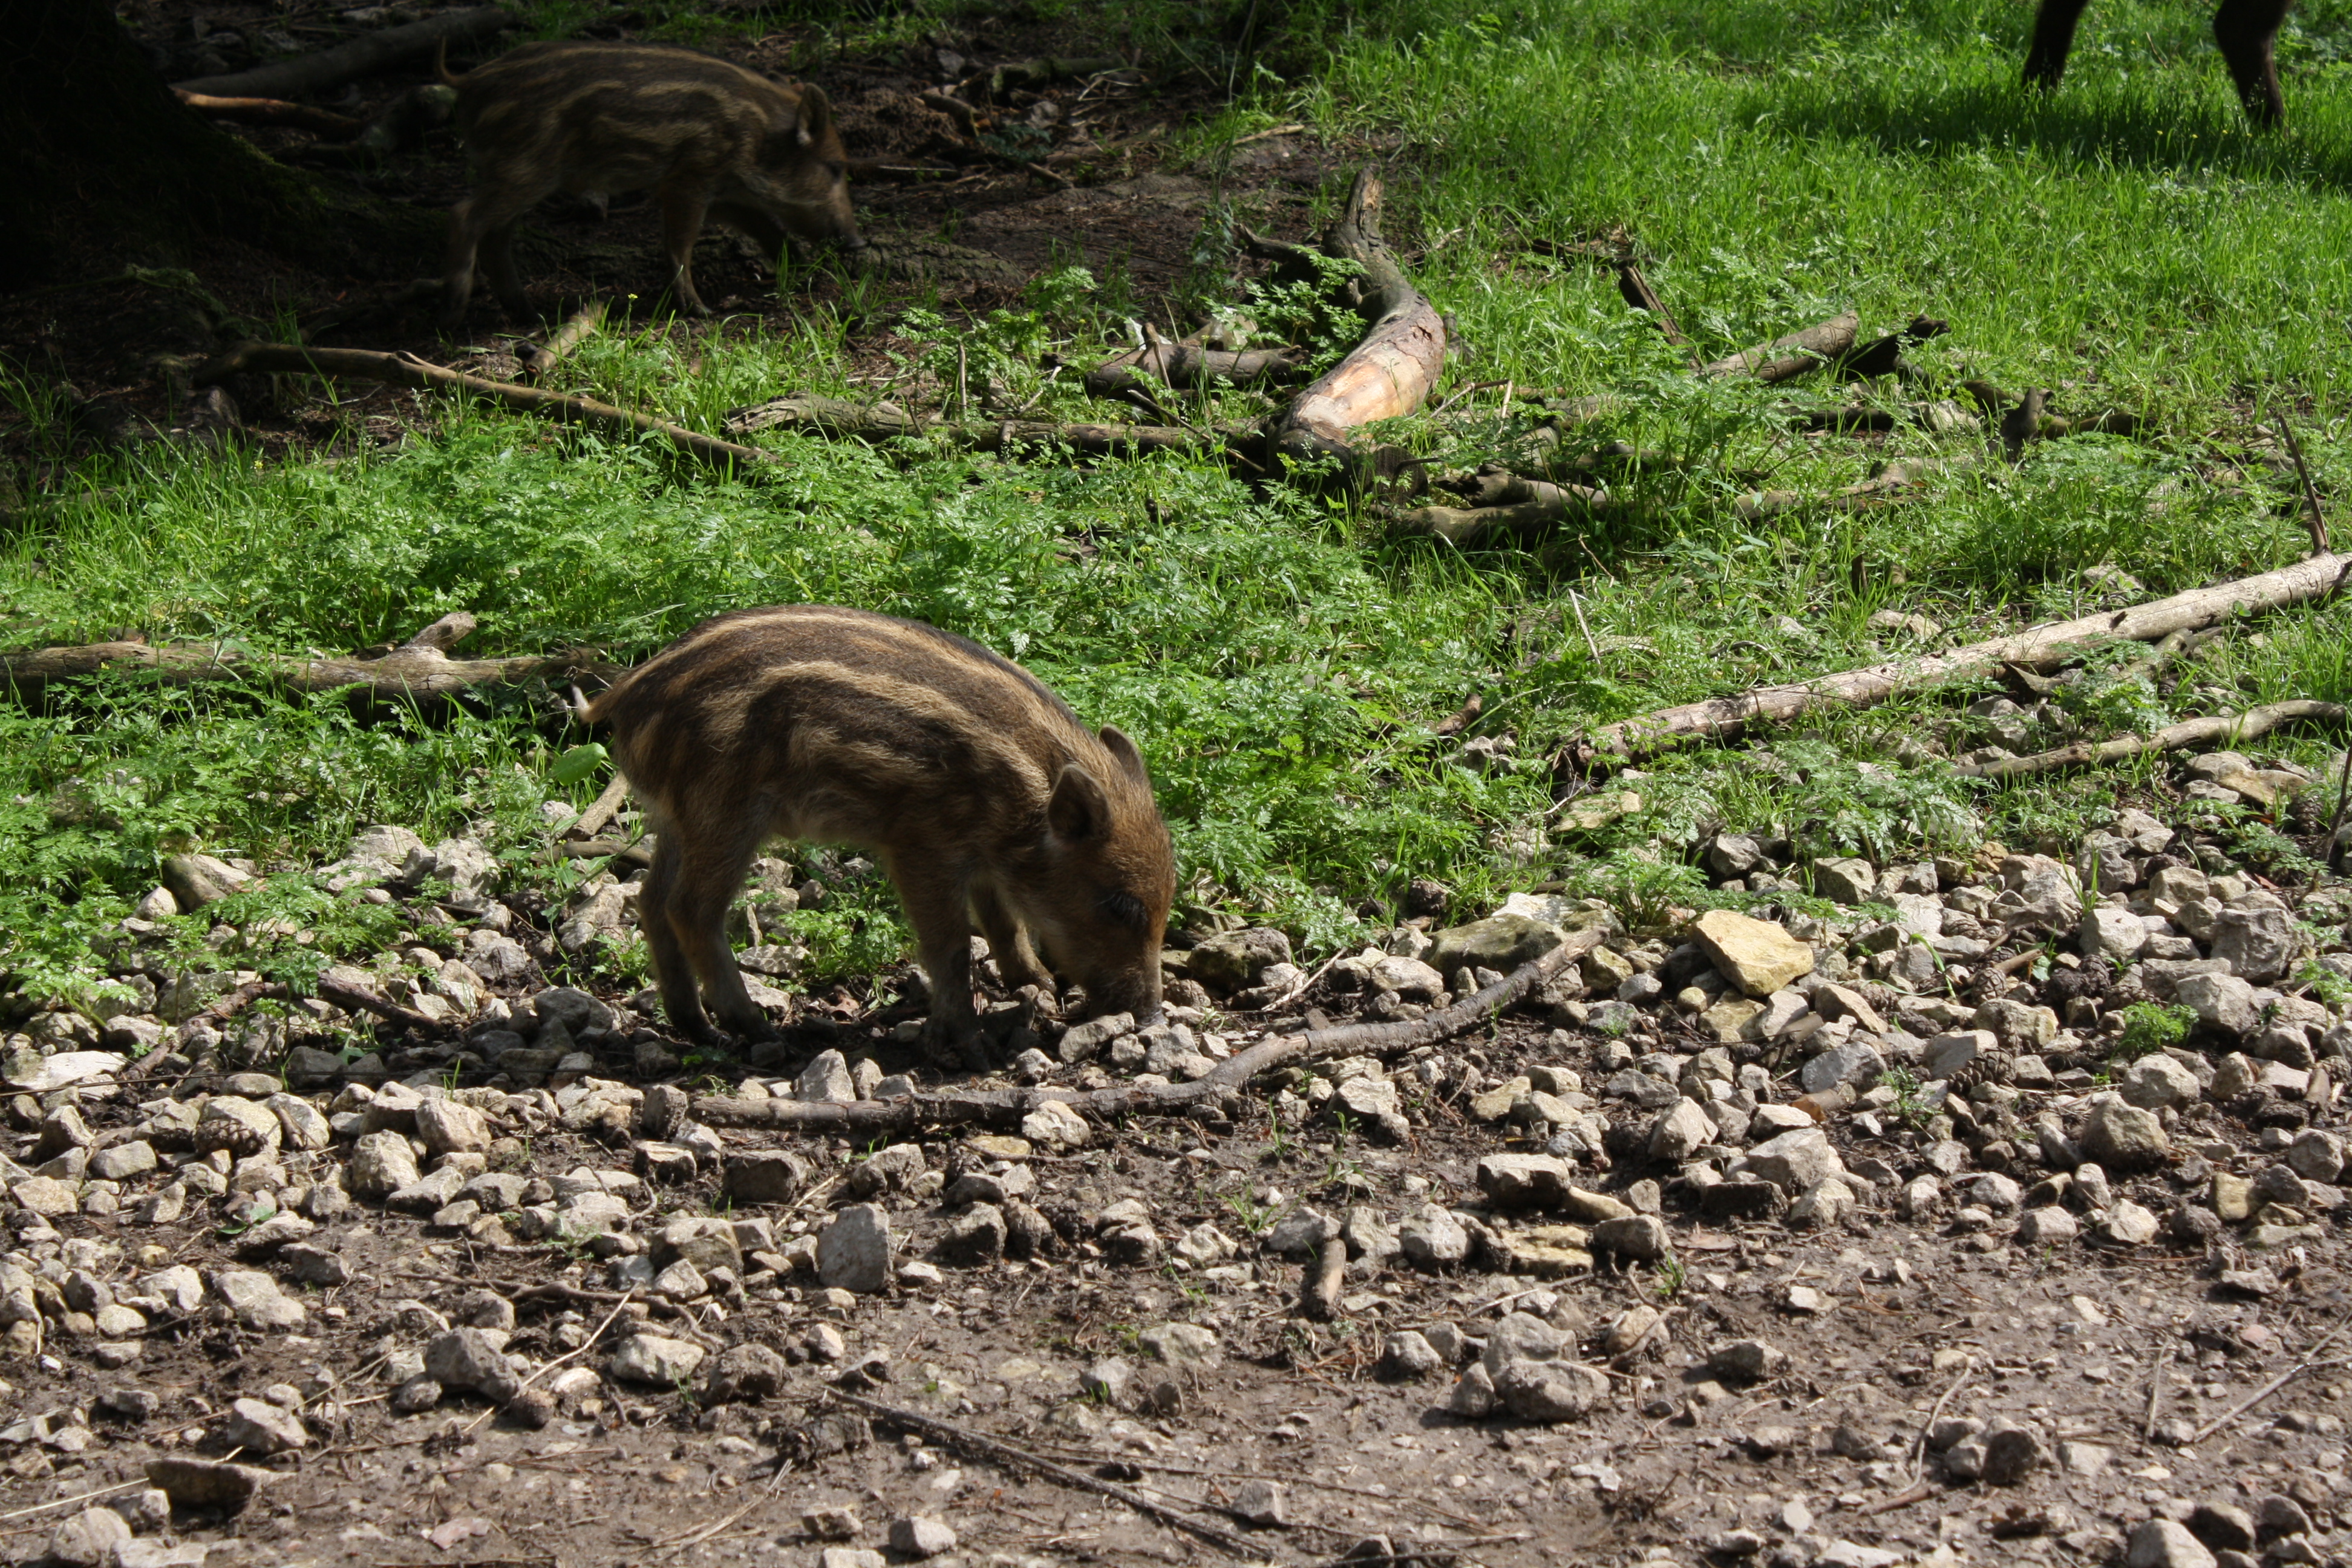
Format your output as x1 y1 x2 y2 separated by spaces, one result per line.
436 41 867 324
586 606 1174 1059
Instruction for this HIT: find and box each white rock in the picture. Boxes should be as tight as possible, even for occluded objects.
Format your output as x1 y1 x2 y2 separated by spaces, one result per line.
818 1204 892 1293
2120 1054 2200 1110
607 1333 705 1386
1736 1128 1844 1193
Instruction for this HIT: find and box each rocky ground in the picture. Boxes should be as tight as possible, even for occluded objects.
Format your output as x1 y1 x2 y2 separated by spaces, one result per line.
4 744 2351 1568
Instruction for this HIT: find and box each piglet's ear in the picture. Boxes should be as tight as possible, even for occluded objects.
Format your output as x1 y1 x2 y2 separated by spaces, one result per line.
1048 762 1109 843
794 83 831 147
1097 724 1151 785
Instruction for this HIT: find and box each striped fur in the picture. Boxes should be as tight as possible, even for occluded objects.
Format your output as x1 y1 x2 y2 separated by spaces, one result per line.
436 41 866 324
586 606 1174 1055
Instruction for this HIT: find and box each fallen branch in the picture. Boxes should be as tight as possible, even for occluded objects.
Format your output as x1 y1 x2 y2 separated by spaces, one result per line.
1259 170 1447 478
4 606 614 704
1085 327 1305 400
1612 261 1690 351
722 393 1225 465
1697 313 1859 384
172 90 364 139
563 774 632 841
1583 551 2352 755
195 341 772 472
820 1388 1259 1558
1737 456 1978 522
514 301 606 381
1396 477 1613 546
1955 700 2346 781
172 6 514 99
691 927 1604 1135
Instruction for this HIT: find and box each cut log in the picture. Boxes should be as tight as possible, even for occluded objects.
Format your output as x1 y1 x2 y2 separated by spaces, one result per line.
1696 313 1860 384
691 926 1606 1136
171 90 364 139
1955 701 2345 781
1263 170 1447 478
172 7 515 99
2 612 614 704
195 341 773 472
1586 552 2352 754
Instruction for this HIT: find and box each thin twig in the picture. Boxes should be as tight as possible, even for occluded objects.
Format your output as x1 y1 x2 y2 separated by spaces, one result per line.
1567 588 1604 668
2276 411 2331 557
2143 1347 2175 1443
1909 1354 1975 1485
0 1481 147 1524
2186 1324 2351 1445
821 1389 1261 1557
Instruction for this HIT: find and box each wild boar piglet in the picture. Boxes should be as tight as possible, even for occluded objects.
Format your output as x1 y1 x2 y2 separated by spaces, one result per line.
586 605 1174 1061
437 41 866 324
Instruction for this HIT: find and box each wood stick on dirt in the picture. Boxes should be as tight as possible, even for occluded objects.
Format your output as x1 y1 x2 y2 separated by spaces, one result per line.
1584 550 2352 755
2276 413 2332 557
515 301 606 380
1954 700 2345 781
1302 1232 1348 1322
564 773 632 842
196 341 771 472
1696 313 1860 384
171 90 364 139
820 1388 1260 1558
693 927 1604 1135
172 6 514 98
2143 1347 2175 1443
1262 169 1447 477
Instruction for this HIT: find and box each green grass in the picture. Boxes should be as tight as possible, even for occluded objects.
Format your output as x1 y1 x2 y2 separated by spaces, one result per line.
7 0 2352 1014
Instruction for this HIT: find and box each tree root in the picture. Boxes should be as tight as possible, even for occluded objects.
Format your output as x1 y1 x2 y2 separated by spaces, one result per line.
690 928 1604 1135
172 91 364 139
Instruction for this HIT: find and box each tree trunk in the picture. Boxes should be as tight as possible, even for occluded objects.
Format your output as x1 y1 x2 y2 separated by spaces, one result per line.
1 0 438 289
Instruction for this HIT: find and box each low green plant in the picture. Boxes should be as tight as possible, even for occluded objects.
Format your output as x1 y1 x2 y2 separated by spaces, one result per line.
2110 1001 2195 1061
2298 959 2352 1013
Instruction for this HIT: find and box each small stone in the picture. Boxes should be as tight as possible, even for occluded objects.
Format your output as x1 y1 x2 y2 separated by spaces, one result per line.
219 1397 308 1454
146 1457 271 1511
1800 1039 1884 1095
886 1517 957 1559
1981 1424 2046 1484
2122 1054 2201 1110
2015 1206 2079 1246
607 1333 706 1386
1708 1339 1786 1382
1736 1128 1845 1193
47 1507 131 1568
1691 909 1816 998
348 1130 421 1198
818 1204 892 1293
1476 1152 1576 1208
1591 1214 1668 1261
1230 1478 1288 1527
2079 1097 2170 1171
425 1327 523 1402
2283 1128 2345 1184
1380 1330 1442 1379
2057 1439 2111 1475
723 1149 812 1204
704 1342 788 1403
1647 1099 1715 1163
2127 1518 2219 1568
797 1049 857 1102
1399 1203 1469 1267
2100 1200 2160 1246
414 1097 491 1155
1812 857 1877 904
2176 972 2261 1036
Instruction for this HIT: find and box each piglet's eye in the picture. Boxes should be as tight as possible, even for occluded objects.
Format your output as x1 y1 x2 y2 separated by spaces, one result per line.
1098 890 1148 930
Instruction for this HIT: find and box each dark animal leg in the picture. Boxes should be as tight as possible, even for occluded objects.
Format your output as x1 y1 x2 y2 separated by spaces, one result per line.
2024 0 2094 90
2214 0 2292 126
